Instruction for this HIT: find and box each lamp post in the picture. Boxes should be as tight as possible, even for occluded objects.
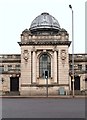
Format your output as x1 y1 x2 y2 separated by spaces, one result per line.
69 5 75 97
45 70 48 97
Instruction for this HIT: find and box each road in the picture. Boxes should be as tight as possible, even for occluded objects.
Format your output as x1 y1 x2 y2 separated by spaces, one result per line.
1 98 86 118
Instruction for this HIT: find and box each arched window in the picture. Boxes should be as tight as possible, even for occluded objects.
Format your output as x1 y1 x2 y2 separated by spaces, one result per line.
39 53 51 78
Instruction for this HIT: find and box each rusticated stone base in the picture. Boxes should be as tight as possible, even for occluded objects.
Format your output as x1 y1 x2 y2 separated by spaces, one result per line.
20 86 70 96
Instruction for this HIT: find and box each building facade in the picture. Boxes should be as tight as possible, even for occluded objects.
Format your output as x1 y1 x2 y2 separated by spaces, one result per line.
0 13 87 96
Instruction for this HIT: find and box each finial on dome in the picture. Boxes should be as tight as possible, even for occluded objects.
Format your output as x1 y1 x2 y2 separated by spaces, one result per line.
41 12 49 15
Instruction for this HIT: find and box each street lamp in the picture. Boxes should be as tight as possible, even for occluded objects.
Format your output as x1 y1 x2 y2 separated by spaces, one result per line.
69 5 75 97
45 70 48 97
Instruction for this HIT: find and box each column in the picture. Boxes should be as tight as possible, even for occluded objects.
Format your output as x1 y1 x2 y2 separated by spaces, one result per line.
53 50 57 83
32 51 36 83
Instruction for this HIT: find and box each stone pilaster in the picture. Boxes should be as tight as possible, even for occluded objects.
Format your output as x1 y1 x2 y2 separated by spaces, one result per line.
58 48 69 85
53 50 57 83
20 46 32 95
32 50 36 83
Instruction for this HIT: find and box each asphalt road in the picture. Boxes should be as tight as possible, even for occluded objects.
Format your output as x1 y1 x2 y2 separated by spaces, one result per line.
1 98 86 118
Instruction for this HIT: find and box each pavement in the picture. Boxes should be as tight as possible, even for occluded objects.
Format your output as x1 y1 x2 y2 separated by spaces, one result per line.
0 95 86 98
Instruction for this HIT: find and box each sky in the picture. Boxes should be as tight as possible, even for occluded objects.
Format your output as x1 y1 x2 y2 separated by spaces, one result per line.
0 0 86 54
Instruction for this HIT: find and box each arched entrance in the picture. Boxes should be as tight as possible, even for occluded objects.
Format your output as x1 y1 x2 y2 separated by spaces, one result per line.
71 76 80 90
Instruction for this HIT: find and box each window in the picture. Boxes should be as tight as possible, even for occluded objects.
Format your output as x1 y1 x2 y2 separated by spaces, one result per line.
0 66 4 73
85 78 87 81
69 64 72 70
85 65 87 71
39 53 51 78
15 64 20 71
8 55 12 59
8 65 12 71
78 64 82 70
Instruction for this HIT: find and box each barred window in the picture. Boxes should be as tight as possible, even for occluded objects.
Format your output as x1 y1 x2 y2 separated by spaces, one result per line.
39 53 51 78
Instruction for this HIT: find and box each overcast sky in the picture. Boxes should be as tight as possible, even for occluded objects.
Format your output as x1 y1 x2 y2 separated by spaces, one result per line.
0 0 86 54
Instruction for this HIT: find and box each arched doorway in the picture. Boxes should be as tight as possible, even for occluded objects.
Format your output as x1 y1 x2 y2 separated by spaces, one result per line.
71 76 80 90
39 53 51 79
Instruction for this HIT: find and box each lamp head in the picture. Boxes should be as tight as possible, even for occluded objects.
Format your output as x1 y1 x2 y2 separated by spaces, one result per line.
69 5 72 9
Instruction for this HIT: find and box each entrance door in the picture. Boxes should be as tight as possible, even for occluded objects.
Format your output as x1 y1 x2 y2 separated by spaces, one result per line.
71 76 80 90
85 78 87 89
10 77 19 91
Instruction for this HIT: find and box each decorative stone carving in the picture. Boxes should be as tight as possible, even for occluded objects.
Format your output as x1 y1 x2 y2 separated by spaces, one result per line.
43 49 46 52
54 46 57 51
23 50 29 62
33 46 36 51
61 50 66 65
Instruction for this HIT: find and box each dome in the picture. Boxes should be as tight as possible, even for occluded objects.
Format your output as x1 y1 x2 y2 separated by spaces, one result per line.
29 12 60 33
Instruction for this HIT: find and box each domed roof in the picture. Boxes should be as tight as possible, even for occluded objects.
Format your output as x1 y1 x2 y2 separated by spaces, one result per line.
29 12 60 32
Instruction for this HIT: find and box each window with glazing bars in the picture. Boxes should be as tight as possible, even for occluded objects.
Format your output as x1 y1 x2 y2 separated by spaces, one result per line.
39 53 51 78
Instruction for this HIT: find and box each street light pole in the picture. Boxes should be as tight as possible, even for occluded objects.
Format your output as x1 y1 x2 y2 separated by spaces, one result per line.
69 5 75 97
45 70 48 97
46 76 48 97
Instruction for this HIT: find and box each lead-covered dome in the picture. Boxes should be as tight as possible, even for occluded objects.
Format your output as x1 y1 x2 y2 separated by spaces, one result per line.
29 12 60 34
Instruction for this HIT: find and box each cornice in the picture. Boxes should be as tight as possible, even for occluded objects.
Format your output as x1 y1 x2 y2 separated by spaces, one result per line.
18 41 71 46
0 60 21 63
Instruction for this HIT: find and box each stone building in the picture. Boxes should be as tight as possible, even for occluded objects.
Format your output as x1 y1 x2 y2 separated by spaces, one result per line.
0 12 87 96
